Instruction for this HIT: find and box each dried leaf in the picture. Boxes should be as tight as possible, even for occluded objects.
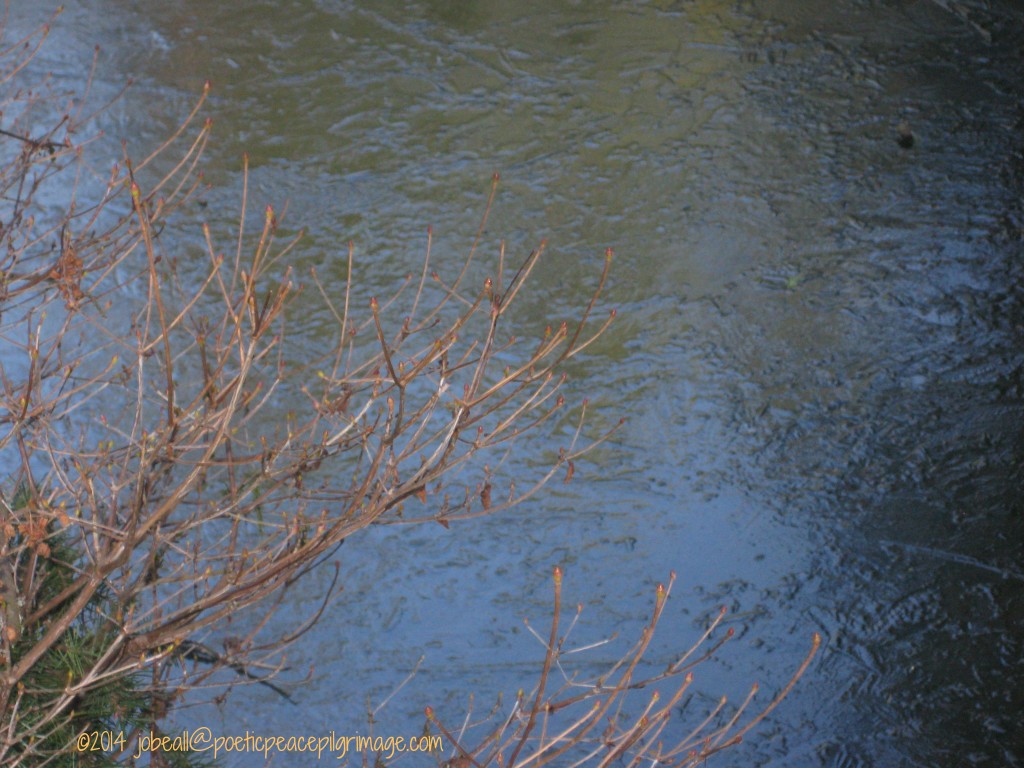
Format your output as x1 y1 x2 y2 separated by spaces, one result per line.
50 231 84 309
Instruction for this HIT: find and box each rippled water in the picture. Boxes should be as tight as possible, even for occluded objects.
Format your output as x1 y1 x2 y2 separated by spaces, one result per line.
8 0 1023 765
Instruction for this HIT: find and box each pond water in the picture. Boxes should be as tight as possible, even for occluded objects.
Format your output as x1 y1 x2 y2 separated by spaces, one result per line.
8 0 1023 765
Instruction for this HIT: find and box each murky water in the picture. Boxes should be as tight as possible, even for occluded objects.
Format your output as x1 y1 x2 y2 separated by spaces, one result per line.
8 0 1023 764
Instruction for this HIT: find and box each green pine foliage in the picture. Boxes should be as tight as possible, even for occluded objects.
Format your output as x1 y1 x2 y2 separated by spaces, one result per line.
4 485 209 767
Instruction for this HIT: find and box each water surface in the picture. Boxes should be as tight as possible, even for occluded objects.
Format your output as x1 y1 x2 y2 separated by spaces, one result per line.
8 1 1023 764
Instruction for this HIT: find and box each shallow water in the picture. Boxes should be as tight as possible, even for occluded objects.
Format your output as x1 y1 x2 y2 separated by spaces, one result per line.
7 0 1024 764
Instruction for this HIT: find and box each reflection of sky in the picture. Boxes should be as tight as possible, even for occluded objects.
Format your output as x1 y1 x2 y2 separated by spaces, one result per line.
7 1 1023 765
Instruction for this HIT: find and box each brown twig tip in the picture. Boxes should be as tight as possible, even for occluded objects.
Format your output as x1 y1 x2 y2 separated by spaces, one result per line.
425 706 435 720
370 296 379 309
605 247 614 261
726 627 735 638
203 79 211 92
492 171 500 182
553 565 563 583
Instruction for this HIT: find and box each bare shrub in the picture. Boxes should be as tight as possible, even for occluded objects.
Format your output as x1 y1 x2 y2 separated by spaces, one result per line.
0 16 817 767
428 568 819 768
